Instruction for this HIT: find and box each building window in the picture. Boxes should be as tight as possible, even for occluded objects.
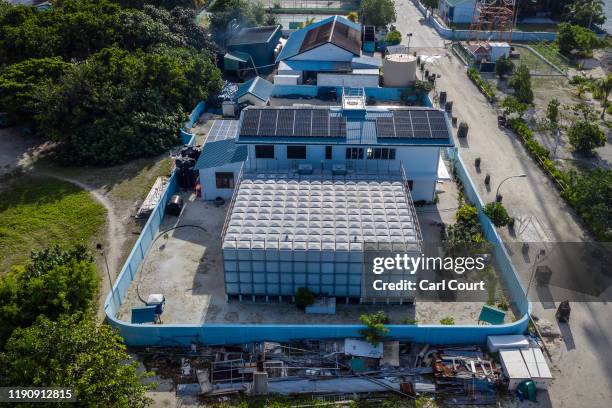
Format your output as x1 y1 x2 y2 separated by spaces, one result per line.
287 145 307 159
325 145 332 160
255 145 274 159
216 172 235 189
345 147 363 160
366 147 396 160
407 180 414 191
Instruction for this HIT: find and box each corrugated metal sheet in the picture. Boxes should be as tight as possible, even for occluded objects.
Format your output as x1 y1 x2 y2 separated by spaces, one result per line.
195 139 247 170
236 77 274 103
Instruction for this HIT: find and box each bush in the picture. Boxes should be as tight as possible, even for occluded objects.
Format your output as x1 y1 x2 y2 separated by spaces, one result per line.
483 202 512 227
557 23 600 58
295 287 315 309
568 121 606 154
0 245 99 347
455 204 478 225
359 311 389 345
439 316 455 325
501 96 528 118
386 30 401 45
509 65 533 104
467 68 497 102
495 55 514 78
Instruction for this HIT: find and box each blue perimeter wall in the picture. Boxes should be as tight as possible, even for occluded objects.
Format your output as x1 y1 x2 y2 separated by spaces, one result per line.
104 102 530 347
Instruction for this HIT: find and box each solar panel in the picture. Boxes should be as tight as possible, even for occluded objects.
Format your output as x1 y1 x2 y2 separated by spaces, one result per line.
376 117 395 138
330 117 347 137
293 110 312 137
258 110 278 136
311 109 330 137
240 110 260 137
276 109 295 136
375 110 450 140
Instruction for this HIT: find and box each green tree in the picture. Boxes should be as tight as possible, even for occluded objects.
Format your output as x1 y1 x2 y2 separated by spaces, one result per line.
0 57 70 123
346 11 359 23
386 30 401 45
508 65 533 104
360 0 396 27
557 23 599 57
495 55 514 78
483 202 511 227
567 103 605 154
0 314 153 407
546 98 560 127
565 168 612 241
0 245 98 347
501 96 528 118
359 311 389 345
567 0 606 28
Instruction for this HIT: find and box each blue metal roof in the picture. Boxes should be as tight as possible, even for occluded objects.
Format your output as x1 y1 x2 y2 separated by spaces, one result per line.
235 77 274 102
195 139 247 170
276 15 362 63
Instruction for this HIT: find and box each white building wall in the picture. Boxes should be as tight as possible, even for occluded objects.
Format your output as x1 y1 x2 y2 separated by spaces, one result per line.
289 43 354 62
237 94 267 106
317 73 379 88
243 143 441 201
199 161 243 200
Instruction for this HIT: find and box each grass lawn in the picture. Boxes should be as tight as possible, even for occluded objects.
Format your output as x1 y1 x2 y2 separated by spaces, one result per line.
530 42 571 71
0 175 106 273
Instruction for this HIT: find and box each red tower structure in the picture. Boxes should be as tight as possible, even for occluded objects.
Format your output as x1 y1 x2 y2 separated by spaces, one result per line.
468 0 517 44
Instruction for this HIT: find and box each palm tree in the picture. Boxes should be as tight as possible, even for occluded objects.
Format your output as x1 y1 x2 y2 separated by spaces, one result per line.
300 17 316 28
595 74 612 118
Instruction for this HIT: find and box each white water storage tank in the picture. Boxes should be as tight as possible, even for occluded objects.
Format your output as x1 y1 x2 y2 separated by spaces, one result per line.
383 54 417 87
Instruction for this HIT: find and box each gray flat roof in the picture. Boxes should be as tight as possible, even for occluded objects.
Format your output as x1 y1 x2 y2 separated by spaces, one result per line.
222 170 421 252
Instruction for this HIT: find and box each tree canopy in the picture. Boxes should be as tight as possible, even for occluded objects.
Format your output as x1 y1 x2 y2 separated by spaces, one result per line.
0 0 222 165
566 0 606 28
207 0 277 44
0 245 98 347
0 314 153 408
361 0 396 27
557 23 600 58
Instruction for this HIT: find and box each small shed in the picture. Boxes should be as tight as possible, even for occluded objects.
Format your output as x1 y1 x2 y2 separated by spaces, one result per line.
227 25 282 75
490 42 511 62
235 76 274 106
439 0 477 25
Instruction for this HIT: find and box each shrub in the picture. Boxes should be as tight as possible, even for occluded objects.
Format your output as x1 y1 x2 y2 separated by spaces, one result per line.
557 23 600 58
483 202 512 227
295 287 315 309
386 30 401 45
568 121 606 154
439 316 455 325
467 68 497 102
509 65 533 104
455 204 478 225
495 55 514 78
359 311 390 345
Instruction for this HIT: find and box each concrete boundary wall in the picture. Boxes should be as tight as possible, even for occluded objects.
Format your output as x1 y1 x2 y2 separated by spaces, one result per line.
104 110 530 347
411 0 557 42
180 101 206 145
271 85 431 105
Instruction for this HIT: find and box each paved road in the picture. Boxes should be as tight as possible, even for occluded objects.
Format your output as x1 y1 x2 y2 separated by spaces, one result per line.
395 0 445 49
397 2 612 408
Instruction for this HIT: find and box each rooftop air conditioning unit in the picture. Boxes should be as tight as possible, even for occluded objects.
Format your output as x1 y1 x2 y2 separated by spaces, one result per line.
298 163 313 174
332 164 347 175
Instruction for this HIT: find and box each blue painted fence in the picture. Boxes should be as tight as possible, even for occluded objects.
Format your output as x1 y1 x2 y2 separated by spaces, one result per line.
104 112 529 347
180 101 206 145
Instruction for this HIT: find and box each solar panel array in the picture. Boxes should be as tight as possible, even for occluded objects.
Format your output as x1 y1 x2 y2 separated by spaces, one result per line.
239 109 347 138
206 120 239 142
375 110 449 140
